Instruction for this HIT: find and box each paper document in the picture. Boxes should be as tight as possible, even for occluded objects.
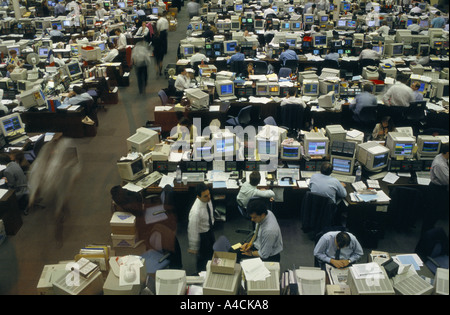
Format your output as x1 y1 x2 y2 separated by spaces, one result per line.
158 175 174 188
382 172 399 184
350 263 384 280
240 258 271 281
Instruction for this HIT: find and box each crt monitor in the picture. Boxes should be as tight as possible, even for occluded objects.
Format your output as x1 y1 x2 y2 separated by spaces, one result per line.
386 132 415 159
257 137 278 159
181 44 194 57
193 140 214 160
223 40 238 54
302 80 319 96
320 15 328 22
291 22 301 30
372 45 384 55
281 22 290 31
116 156 146 181
234 4 243 12
304 14 314 23
215 80 235 97
286 38 297 47
20 87 47 108
417 135 441 158
357 142 390 172
256 82 269 96
337 20 347 28
331 156 354 175
66 61 82 80
303 132 329 158
52 22 62 30
0 113 25 138
281 142 301 160
313 35 327 48
347 21 356 28
213 132 236 158
419 19 429 29
127 127 159 153
38 46 49 57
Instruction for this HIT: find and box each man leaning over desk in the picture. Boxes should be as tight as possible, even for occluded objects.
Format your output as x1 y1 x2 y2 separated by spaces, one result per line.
314 231 363 269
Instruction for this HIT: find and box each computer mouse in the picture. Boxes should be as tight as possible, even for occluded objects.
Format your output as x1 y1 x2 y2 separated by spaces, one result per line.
124 265 136 282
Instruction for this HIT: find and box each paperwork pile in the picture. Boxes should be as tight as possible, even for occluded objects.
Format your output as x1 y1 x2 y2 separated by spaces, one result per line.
240 258 271 281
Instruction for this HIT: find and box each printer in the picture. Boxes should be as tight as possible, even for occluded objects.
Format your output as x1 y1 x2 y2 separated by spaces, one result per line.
151 143 171 161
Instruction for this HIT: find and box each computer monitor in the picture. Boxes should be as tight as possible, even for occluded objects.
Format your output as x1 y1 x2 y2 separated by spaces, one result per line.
7 45 20 56
116 156 146 181
180 44 194 57
268 83 280 96
65 61 83 81
302 80 319 96
127 127 159 153
152 7 159 15
419 19 429 29
0 113 25 138
256 82 269 96
347 21 356 28
291 21 301 31
215 80 235 98
257 137 278 160
356 142 390 172
19 87 47 108
331 155 355 175
385 43 404 56
117 2 126 9
280 142 301 160
212 132 236 158
318 91 335 108
234 4 243 12
51 21 62 30
85 17 95 26
304 14 314 24
386 132 416 159
192 140 214 161
38 46 49 58
281 21 291 31
223 40 238 54
313 34 327 48
155 270 186 295
254 19 264 30
303 132 329 159
372 45 384 55
286 38 297 47
416 135 441 158
320 15 328 23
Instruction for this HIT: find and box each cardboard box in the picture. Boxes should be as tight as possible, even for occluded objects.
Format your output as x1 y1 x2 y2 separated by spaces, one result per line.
111 233 140 248
168 7 178 17
169 19 177 32
211 251 237 275
110 211 136 235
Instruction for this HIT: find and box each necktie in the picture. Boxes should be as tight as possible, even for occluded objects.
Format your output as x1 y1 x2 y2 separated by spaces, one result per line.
335 248 341 260
206 203 213 230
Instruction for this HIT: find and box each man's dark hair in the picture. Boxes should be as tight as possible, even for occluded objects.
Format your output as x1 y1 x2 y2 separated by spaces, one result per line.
72 86 83 95
363 84 373 93
196 182 209 197
247 198 268 217
249 171 261 186
441 143 449 155
320 162 333 176
235 45 241 52
0 153 11 165
336 231 351 249
288 86 297 97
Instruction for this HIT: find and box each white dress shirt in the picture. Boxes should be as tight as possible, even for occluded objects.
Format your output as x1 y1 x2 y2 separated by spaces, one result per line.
116 33 127 50
174 74 191 91
188 198 215 251
156 17 169 32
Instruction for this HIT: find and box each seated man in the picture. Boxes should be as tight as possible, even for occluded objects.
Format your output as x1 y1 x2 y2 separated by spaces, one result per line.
0 153 30 214
49 24 64 38
280 86 306 108
309 162 347 204
279 43 298 66
237 171 275 210
174 66 191 93
382 77 415 107
227 45 245 65
101 42 119 63
349 83 378 122
411 82 424 101
63 86 94 105
314 231 363 269
358 43 381 61
190 47 209 66
240 198 283 263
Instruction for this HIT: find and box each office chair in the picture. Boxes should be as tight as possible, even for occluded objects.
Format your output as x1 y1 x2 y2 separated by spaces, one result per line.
253 60 268 75
354 106 378 137
235 197 273 241
263 116 277 126
278 67 292 78
213 235 232 252
158 89 170 106
300 191 338 239
192 61 202 77
230 60 246 77
415 227 449 274
405 100 427 133
225 105 253 127
284 59 299 74
322 59 340 70
279 103 306 137
264 33 275 46
23 134 45 164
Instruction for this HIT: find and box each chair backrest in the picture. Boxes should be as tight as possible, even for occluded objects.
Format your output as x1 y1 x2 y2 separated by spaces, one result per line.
415 227 449 260
230 60 246 77
213 235 231 252
358 106 378 124
158 89 168 105
33 134 46 156
253 60 268 75
360 58 379 68
405 100 426 120
322 59 340 70
301 191 338 235
280 103 305 131
237 105 253 125
264 33 275 46
278 67 292 78
264 116 277 126
284 59 299 73
193 61 202 76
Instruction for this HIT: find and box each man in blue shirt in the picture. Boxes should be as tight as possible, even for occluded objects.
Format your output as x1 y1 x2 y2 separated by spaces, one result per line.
279 43 298 66
431 11 445 29
314 231 363 269
411 82 424 101
227 45 245 64
309 162 347 204
63 86 94 105
349 83 378 122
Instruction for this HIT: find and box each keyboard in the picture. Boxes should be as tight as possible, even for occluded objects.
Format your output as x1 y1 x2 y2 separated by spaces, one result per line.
134 171 162 188
332 174 356 183
301 171 319 178
8 135 29 145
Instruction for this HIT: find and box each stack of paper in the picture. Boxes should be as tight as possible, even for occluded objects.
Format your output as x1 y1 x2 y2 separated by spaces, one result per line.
350 262 384 280
240 258 271 281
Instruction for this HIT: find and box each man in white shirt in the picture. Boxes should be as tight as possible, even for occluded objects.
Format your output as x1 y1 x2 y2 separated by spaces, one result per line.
280 87 307 108
410 3 422 15
101 42 119 63
190 47 209 66
263 5 276 18
188 183 215 273
359 43 381 61
95 4 107 20
114 28 127 50
174 67 191 93
382 79 415 107
156 12 169 32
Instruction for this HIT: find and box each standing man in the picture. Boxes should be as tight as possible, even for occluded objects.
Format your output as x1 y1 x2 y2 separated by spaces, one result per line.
314 231 363 269
95 3 108 20
240 198 283 262
188 183 215 273
186 0 200 19
431 11 446 29
131 41 151 94
0 153 29 214
154 12 169 76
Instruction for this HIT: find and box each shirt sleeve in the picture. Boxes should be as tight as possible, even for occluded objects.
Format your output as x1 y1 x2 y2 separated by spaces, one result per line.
257 228 279 260
188 204 201 251
313 236 332 264
349 238 364 263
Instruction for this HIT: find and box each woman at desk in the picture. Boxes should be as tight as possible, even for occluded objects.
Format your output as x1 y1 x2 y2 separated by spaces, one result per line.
372 116 395 141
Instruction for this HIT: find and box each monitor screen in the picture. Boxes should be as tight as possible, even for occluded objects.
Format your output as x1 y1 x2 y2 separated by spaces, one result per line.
394 143 414 156
292 22 301 29
305 16 314 23
235 4 243 11
247 18 253 23
98 42 106 51
407 19 413 26
152 7 159 14
343 3 350 10
332 157 352 173
63 20 71 27
373 153 388 168
286 39 296 46
118 2 125 8
347 21 356 28
196 145 213 159
321 16 328 22
393 44 403 55
52 22 62 30
304 84 318 94
215 50 221 56
338 20 346 27
368 20 375 27
313 49 320 55
257 85 267 94
422 141 440 153
372 46 383 54
419 20 428 28
418 82 426 92
338 49 344 54
308 141 326 155
220 84 233 96
184 46 193 56
282 146 299 159
282 22 290 29
225 41 237 53
131 158 144 175
39 47 49 57
315 36 327 46
216 137 234 153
